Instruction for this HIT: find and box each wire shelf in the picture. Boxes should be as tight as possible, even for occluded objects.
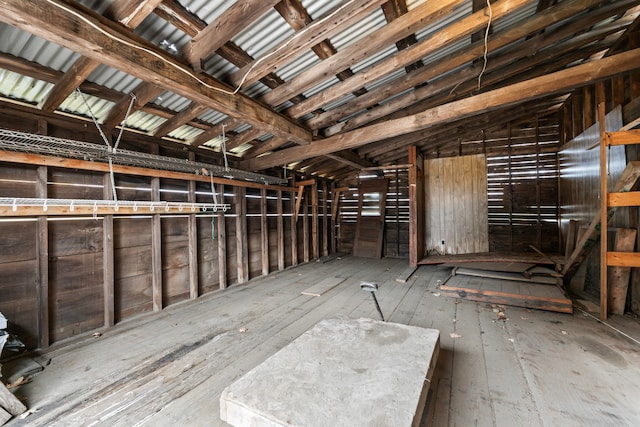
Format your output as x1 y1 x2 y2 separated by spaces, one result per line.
0 128 286 185
0 197 230 216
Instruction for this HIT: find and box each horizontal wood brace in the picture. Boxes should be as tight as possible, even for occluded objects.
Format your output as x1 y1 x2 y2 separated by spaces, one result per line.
605 130 640 146
608 191 640 207
607 251 640 267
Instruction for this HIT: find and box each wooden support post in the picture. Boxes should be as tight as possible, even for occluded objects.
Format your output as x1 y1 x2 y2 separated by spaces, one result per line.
330 182 336 254
236 186 248 284
408 146 425 267
35 165 49 349
294 185 304 221
312 182 318 260
102 174 115 327
303 189 310 263
218 184 227 289
261 188 269 276
598 101 608 319
322 180 328 257
277 190 285 271
187 158 198 299
151 176 162 312
290 180 298 267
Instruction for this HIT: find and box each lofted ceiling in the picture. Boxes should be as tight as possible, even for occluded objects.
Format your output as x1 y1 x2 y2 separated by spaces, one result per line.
0 0 639 182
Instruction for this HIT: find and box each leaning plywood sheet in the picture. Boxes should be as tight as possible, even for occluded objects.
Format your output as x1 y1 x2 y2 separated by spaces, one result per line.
440 275 572 314
301 277 346 297
453 267 559 285
220 317 440 427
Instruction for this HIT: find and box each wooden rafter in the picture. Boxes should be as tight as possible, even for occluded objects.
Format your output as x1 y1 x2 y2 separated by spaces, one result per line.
0 0 312 145
38 0 163 114
242 47 640 170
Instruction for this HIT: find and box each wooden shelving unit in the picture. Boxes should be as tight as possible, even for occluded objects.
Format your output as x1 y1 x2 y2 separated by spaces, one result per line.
599 103 640 319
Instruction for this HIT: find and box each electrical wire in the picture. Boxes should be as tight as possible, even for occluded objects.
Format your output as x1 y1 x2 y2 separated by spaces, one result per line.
575 306 640 347
45 0 353 95
477 0 493 90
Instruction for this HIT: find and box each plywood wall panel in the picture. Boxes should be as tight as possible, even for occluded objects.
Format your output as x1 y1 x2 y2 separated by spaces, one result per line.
425 154 489 255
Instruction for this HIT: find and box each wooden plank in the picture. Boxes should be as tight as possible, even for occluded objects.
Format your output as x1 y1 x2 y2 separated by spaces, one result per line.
409 146 419 266
440 282 573 313
103 174 115 327
187 177 198 300
303 192 309 263
0 150 296 193
396 265 418 283
151 177 162 312
608 229 637 314
0 382 26 417
277 190 284 271
599 102 608 320
290 180 298 267
607 251 640 267
260 188 269 276
36 165 49 349
0 406 11 425
312 183 318 260
300 276 347 297
217 185 227 290
235 187 248 284
353 178 389 259
440 261 535 273
608 191 640 207
605 130 640 146
454 267 558 285
322 181 328 257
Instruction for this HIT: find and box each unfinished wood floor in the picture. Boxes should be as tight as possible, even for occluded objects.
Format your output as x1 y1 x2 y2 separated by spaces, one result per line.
5 256 640 426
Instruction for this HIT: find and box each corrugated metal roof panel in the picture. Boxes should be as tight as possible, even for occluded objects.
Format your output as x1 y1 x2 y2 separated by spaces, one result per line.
233 9 294 59
0 69 51 104
153 91 192 113
88 65 142 93
167 125 203 142
60 90 114 122
329 7 387 51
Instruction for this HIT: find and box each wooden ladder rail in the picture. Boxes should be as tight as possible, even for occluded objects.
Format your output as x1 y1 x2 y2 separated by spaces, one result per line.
599 103 640 319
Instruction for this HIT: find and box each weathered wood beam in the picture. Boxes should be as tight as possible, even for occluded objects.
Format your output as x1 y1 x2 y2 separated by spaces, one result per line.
0 0 312 145
39 0 162 113
225 128 265 151
189 118 242 147
381 0 424 74
310 0 626 132
261 0 465 107
217 184 227 289
324 150 375 169
241 136 290 159
155 0 206 37
243 47 640 170
185 0 279 71
230 0 387 88
103 82 163 131
152 102 209 137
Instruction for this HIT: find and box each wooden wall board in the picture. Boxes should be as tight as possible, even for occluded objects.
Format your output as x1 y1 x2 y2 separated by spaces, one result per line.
49 252 104 342
425 154 489 255
114 274 153 322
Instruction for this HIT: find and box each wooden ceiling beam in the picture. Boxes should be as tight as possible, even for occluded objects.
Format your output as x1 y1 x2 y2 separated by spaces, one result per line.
154 0 206 37
185 0 279 71
230 0 387 88
303 0 608 129
189 118 243 148
102 82 164 132
261 0 465 107
321 0 631 135
242 47 640 170
151 102 209 137
240 136 290 159
0 0 312 145
38 0 162 113
381 0 424 74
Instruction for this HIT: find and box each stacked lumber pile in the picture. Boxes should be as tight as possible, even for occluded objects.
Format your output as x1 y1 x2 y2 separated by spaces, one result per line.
425 254 572 314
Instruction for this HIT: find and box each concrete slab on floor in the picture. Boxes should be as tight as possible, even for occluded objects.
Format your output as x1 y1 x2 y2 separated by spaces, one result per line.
220 317 440 427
